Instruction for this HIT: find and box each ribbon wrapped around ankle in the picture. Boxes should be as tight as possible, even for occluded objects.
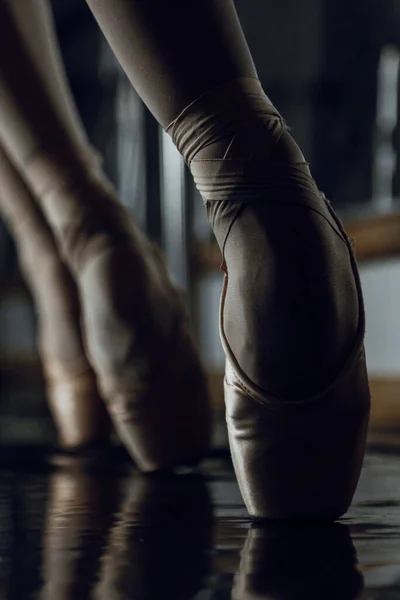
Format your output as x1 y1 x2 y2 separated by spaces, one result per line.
166 77 343 251
166 77 283 166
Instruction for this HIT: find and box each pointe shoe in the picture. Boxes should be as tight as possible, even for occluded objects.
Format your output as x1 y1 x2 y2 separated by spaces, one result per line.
43 356 110 450
0 146 109 449
223 195 370 520
232 522 364 599
23 252 111 450
167 77 370 519
36 168 212 471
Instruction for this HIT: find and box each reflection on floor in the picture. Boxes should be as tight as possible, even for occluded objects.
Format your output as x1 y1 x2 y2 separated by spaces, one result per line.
0 449 399 599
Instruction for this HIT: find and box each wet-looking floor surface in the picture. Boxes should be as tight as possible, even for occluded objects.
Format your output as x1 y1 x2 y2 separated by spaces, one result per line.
0 449 399 599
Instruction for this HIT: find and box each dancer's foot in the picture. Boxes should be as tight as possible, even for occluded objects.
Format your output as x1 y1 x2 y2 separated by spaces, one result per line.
0 146 109 449
32 164 212 472
167 77 370 519
0 0 212 467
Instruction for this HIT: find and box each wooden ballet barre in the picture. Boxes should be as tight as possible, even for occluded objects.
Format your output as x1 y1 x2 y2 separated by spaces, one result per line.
345 211 400 262
191 210 400 273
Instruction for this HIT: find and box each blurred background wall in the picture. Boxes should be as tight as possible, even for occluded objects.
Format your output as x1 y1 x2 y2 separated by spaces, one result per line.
1 0 400 445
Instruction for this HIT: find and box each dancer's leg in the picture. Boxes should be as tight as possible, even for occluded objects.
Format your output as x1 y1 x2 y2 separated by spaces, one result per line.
0 0 99 190
85 0 258 127
0 0 96 167
0 144 109 449
85 0 370 518
0 0 211 470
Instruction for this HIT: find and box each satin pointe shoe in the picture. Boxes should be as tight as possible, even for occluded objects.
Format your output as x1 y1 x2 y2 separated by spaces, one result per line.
27 164 212 471
0 145 110 449
167 77 371 519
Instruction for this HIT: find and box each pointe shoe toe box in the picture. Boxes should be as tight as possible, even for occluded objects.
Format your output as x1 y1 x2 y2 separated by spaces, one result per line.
225 349 370 520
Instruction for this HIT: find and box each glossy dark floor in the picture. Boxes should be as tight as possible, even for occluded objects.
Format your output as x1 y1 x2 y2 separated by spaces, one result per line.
0 450 399 599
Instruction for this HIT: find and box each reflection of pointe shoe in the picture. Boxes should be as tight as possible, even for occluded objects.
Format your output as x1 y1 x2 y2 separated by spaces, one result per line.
40 463 121 600
0 146 109 450
167 77 370 518
94 473 213 600
34 168 212 472
232 522 364 600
